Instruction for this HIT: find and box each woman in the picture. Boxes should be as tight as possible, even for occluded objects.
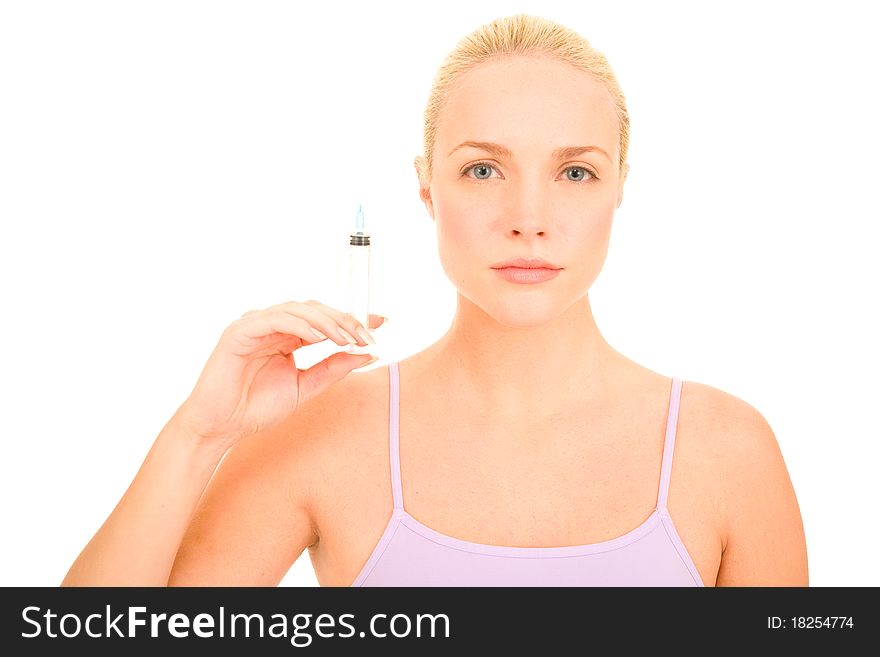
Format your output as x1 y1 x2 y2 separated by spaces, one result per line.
62 14 808 587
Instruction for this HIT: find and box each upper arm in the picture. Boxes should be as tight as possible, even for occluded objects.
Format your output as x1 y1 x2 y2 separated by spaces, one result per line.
168 412 320 586
715 397 808 586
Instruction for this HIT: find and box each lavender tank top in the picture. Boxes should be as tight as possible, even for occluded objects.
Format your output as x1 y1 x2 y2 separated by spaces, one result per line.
351 362 705 587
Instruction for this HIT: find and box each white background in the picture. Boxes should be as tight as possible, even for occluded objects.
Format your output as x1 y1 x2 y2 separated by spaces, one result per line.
2 0 877 587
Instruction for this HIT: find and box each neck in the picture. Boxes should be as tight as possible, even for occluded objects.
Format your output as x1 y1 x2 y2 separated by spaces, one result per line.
422 294 624 422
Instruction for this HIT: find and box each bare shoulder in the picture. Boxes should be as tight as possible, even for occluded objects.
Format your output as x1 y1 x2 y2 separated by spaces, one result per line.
680 379 809 586
285 364 387 501
169 369 379 585
251 365 384 514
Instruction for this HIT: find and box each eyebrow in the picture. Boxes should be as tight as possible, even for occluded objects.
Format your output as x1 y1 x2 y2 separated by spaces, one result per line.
448 140 612 162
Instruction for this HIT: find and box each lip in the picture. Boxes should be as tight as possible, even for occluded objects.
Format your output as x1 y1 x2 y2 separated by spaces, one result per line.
490 257 562 270
493 267 561 284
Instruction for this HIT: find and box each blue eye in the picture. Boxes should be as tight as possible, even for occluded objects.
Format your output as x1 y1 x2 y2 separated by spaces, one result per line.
468 163 495 180
564 166 593 182
461 161 598 183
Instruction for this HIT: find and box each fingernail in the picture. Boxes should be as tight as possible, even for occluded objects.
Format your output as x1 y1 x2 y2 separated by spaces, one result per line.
356 326 377 345
337 327 358 345
355 355 379 368
310 328 328 341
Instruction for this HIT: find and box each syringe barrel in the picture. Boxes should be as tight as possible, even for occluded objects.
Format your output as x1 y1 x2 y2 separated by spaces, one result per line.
348 235 371 354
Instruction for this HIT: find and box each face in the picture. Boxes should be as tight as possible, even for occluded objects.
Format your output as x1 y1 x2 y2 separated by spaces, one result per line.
417 55 628 328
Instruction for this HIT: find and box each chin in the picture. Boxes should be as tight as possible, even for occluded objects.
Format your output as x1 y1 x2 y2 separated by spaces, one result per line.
476 294 566 329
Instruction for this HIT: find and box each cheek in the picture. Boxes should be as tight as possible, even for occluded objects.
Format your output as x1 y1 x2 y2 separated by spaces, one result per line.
569 209 615 282
580 209 613 244
433 193 487 258
435 215 481 282
547 198 613 259
433 188 616 266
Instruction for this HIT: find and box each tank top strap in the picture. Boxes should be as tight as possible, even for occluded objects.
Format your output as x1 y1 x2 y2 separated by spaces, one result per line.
389 361 404 510
656 377 683 518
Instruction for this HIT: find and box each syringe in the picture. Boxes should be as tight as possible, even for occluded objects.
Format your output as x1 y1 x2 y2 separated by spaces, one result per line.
348 204 371 355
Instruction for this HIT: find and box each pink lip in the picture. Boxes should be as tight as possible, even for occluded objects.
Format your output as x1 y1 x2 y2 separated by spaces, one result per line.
493 267 561 284
491 257 561 270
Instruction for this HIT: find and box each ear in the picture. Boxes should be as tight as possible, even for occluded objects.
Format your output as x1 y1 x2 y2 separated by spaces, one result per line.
616 161 629 209
414 156 435 220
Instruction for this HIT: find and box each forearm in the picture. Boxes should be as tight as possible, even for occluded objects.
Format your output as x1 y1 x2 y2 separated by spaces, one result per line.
61 413 228 586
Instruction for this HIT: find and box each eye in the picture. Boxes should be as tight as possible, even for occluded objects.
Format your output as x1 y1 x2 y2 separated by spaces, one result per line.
564 166 596 182
462 162 498 180
460 161 598 183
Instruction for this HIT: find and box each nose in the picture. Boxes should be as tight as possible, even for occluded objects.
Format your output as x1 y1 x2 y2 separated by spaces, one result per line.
506 181 551 237
511 226 546 236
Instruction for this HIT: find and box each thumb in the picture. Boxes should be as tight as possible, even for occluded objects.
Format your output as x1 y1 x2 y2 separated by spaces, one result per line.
296 351 378 407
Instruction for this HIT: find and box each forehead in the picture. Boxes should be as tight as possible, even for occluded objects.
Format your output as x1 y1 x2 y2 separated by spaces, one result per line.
437 55 618 158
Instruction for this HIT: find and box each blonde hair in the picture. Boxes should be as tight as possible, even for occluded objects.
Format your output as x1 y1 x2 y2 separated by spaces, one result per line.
415 13 629 188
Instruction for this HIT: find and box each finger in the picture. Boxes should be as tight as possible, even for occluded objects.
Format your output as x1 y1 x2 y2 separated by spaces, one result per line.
251 302 360 347
270 300 374 346
233 310 326 346
299 301 384 343
296 351 378 408
367 314 388 330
